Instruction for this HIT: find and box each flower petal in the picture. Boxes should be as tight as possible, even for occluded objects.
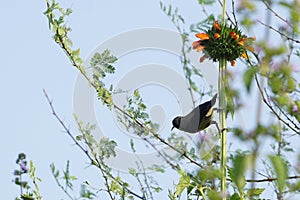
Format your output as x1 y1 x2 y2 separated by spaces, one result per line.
196 45 205 52
200 56 206 63
245 46 255 52
192 41 201 49
237 37 246 45
230 60 236 66
195 33 210 40
292 104 298 112
214 21 221 31
214 33 220 39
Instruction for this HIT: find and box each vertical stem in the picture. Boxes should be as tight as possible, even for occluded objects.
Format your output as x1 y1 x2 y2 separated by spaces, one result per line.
220 0 227 199
219 58 227 199
222 0 226 25
19 174 23 195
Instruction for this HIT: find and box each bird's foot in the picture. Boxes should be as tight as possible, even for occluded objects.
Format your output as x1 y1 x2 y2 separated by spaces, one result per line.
213 107 223 113
211 120 227 135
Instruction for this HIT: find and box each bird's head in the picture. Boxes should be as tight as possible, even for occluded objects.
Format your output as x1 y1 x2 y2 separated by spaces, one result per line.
171 116 181 131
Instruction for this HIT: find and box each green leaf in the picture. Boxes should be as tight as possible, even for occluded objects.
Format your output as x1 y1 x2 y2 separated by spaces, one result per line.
134 89 140 98
287 77 296 92
246 188 265 197
148 164 165 173
91 50 117 80
175 168 190 196
230 154 251 194
279 1 293 9
98 137 117 159
230 193 242 200
72 48 80 56
197 168 222 181
225 85 235 118
243 67 256 92
198 0 216 5
269 155 288 193
207 190 222 200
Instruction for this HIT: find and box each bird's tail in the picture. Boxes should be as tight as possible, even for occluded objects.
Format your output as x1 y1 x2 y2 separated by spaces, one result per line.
210 93 218 106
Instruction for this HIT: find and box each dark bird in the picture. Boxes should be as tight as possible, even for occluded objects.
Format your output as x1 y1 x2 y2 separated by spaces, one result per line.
171 94 218 133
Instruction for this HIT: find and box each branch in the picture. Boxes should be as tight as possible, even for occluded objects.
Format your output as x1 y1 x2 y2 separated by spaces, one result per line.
262 0 293 28
264 89 300 131
246 175 300 183
142 137 178 170
257 20 300 44
245 52 300 134
43 89 92 161
43 89 145 200
226 175 300 183
253 74 300 134
231 0 237 26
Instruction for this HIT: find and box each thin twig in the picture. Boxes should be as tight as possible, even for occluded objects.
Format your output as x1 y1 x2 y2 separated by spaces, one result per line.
262 0 293 28
253 74 300 134
246 52 300 134
51 167 75 200
43 89 115 200
231 0 237 26
43 89 145 200
226 175 300 183
217 0 235 25
264 89 300 131
246 175 300 183
257 20 300 44
142 137 178 169
43 89 92 160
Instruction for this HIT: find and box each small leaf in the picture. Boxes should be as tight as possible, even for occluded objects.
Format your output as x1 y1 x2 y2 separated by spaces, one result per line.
246 188 265 197
269 155 288 193
230 193 242 200
243 67 256 92
175 168 190 196
230 154 251 194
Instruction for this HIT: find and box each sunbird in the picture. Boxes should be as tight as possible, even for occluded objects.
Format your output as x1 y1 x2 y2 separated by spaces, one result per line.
171 94 218 133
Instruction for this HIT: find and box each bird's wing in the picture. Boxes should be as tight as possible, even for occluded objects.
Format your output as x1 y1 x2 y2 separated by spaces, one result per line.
179 106 201 133
179 94 217 133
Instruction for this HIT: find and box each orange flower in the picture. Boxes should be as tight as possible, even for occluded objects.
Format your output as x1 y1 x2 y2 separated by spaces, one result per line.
241 52 247 58
195 33 210 40
214 33 220 39
229 31 239 40
245 45 254 52
230 60 236 66
229 31 236 36
214 21 221 31
196 45 205 52
200 56 206 63
248 36 256 41
192 41 201 49
237 40 244 45
238 38 246 46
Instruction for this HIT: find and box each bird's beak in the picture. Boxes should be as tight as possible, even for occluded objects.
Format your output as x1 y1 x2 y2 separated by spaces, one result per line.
171 126 174 131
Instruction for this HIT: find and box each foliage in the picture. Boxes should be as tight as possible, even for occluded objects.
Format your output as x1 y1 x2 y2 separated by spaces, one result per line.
13 153 42 200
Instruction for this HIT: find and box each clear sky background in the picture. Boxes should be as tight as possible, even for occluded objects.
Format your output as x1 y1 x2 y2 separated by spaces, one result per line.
1 0 299 199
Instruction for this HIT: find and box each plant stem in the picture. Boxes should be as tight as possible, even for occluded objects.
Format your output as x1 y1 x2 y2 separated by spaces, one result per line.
219 58 227 199
222 0 226 25
219 0 227 198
